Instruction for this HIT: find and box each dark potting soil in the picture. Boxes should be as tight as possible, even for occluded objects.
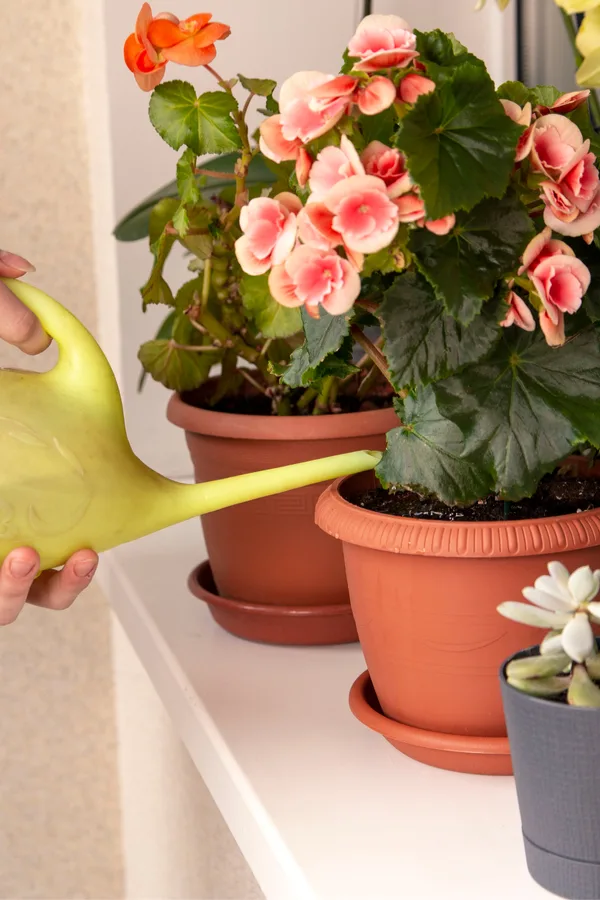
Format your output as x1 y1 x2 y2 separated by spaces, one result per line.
181 389 393 416
354 469 600 522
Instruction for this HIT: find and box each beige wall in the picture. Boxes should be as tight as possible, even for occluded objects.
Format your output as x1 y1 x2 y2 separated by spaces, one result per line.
1 1 264 897
0 1 123 897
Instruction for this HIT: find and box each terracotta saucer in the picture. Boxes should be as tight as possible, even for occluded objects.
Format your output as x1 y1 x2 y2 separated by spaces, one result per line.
188 561 359 646
349 670 512 775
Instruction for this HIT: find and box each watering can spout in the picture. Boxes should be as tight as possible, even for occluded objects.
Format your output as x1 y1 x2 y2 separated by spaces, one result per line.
167 450 382 521
0 278 381 572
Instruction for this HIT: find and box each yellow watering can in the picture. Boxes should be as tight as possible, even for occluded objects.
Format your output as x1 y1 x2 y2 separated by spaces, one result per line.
0 278 381 572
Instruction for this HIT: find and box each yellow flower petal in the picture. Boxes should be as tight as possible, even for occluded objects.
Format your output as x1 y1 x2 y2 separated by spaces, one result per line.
576 8 600 58
577 46 600 87
557 0 600 13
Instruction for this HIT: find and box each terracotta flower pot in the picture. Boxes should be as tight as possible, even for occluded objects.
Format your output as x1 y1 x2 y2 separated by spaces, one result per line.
167 395 397 645
315 470 600 773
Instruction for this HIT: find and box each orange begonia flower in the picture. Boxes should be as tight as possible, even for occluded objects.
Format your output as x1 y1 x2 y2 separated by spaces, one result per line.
124 3 178 92
147 13 231 67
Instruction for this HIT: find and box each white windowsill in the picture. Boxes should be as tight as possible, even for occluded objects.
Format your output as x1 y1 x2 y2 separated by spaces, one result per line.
102 520 549 900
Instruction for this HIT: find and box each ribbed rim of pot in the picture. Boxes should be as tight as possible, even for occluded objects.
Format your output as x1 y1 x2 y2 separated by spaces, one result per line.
315 473 600 559
167 392 398 441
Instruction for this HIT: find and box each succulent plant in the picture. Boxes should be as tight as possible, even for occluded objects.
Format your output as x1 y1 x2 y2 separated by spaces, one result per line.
498 562 600 707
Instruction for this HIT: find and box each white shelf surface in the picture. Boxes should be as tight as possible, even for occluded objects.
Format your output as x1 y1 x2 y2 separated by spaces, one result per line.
103 520 551 900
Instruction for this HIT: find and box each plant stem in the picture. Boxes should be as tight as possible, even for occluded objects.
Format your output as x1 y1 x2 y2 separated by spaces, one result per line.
313 375 335 415
357 362 380 398
350 325 393 386
198 308 271 379
355 297 380 315
168 340 220 352
204 64 230 89
203 64 255 226
240 368 270 396
194 167 234 179
329 377 339 410
297 387 318 410
241 92 255 119
201 257 212 310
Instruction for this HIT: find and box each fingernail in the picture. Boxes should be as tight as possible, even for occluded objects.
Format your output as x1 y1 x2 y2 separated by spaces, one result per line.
74 560 97 579
0 250 36 274
9 558 36 578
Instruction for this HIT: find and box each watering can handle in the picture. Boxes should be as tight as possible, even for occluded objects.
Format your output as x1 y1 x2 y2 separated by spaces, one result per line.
0 277 121 406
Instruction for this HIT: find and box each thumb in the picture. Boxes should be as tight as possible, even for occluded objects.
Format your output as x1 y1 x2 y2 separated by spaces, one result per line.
0 279 51 355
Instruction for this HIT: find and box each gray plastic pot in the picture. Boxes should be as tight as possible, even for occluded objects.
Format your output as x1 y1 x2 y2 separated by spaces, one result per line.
500 647 600 900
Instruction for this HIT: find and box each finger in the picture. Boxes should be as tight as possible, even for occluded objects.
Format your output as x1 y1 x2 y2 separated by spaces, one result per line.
27 551 98 611
0 279 51 354
0 549 40 625
0 250 35 278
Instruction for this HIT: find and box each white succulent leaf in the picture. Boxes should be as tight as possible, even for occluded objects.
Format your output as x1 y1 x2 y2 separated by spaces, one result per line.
497 602 572 629
547 561 571 596
540 633 565 656
561 612 595 663
568 566 600 604
586 601 600 622
524 583 574 612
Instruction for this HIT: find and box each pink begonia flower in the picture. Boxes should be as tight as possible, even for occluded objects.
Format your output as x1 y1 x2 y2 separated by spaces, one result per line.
300 175 399 255
259 115 302 162
540 182 579 224
562 152 600 213
518 227 574 275
296 203 365 272
499 291 535 332
269 245 361 318
309 135 365 199
398 73 435 105
356 76 397 115
235 192 301 276
529 251 591 324
501 99 534 162
540 151 600 232
311 74 396 116
530 114 588 182
325 174 400 253
539 90 591 115
424 214 456 236
297 205 338 251
518 226 590 328
394 192 425 223
259 71 348 162
543 184 600 237
539 308 566 347
259 72 395 163
279 71 348 143
361 141 411 198
347 14 418 72
295 147 312 188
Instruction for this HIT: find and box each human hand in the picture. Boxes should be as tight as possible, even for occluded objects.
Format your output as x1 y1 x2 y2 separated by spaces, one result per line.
0 250 99 624
0 250 51 353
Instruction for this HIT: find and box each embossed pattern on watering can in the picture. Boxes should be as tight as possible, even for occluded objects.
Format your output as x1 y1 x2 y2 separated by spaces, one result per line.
0 415 92 540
